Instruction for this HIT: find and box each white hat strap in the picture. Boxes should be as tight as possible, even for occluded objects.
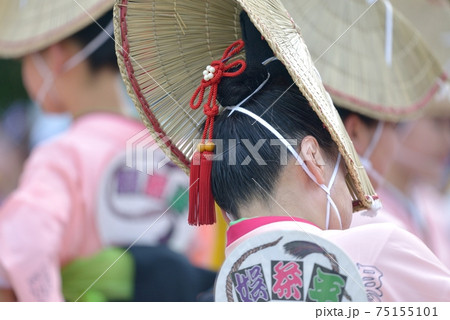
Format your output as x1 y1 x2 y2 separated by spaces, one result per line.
366 0 393 66
63 18 114 71
226 105 342 229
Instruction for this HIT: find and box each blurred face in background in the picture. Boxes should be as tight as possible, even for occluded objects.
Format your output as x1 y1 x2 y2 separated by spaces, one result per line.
21 41 80 114
344 114 400 190
21 51 61 113
363 121 399 189
395 116 450 186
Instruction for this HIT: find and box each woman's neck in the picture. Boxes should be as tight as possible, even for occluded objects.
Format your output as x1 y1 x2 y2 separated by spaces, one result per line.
240 167 327 229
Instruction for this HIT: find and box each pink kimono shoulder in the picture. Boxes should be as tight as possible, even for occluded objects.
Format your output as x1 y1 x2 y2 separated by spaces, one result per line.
226 217 450 302
351 184 450 269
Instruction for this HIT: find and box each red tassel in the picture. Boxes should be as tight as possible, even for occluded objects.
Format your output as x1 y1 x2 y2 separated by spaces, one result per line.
188 40 246 226
188 151 201 225
188 146 216 226
199 151 216 225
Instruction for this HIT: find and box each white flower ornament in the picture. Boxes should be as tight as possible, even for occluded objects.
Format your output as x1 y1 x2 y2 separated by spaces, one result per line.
203 65 216 81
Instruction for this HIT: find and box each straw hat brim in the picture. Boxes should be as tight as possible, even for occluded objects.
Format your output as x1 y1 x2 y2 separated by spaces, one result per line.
114 0 378 211
281 0 446 122
426 80 450 117
391 0 450 118
392 0 450 75
0 0 114 58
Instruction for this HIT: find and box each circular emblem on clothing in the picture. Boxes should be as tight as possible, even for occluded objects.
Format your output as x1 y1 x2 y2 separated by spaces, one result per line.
215 230 368 302
96 151 195 252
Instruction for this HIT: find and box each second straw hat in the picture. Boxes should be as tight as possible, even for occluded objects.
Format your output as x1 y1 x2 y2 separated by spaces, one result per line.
0 0 114 58
281 0 446 122
114 0 379 213
391 0 450 117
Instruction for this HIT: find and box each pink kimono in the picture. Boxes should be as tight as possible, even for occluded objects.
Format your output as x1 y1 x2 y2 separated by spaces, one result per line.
351 184 450 268
225 216 450 301
0 113 211 301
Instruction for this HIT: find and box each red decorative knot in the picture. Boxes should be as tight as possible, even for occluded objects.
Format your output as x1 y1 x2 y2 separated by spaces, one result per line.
188 39 247 226
190 39 246 142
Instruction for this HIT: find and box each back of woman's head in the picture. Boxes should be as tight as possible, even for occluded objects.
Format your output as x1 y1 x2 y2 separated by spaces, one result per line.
211 66 338 218
68 10 117 72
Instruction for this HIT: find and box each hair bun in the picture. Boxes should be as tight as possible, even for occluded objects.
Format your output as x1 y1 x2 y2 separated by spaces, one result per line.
217 11 293 107
217 64 268 107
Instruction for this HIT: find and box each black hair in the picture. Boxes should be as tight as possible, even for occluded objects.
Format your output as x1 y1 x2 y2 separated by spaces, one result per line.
335 105 378 127
68 10 117 72
211 69 338 218
203 11 337 218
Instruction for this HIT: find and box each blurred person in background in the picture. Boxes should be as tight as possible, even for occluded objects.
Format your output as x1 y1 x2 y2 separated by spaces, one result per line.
283 0 450 267
378 91 450 267
351 0 450 267
0 0 216 302
281 0 443 193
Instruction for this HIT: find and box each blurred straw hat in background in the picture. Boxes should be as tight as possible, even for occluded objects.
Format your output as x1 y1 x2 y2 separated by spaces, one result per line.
282 0 446 121
0 0 113 58
391 0 450 117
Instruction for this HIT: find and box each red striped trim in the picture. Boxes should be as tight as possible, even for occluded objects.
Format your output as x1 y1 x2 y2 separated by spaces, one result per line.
118 0 190 169
324 72 448 116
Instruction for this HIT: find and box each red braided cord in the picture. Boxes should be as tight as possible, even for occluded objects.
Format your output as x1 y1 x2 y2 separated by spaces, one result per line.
190 40 246 143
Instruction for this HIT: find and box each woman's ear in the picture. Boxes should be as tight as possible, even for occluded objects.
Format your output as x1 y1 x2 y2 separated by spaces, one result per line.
299 136 326 185
343 114 371 155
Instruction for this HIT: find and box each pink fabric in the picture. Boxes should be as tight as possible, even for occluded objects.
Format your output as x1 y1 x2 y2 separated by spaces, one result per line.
226 216 319 246
412 184 450 268
0 113 208 301
351 184 450 268
226 218 450 301
0 113 139 301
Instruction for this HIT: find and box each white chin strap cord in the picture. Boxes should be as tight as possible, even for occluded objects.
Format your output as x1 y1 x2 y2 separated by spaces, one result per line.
31 18 114 106
366 0 393 66
359 121 385 188
226 106 343 230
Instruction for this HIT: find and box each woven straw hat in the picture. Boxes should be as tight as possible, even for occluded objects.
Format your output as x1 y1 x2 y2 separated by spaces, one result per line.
392 0 450 74
281 0 446 122
0 0 114 58
114 0 379 214
426 79 450 117
391 0 450 117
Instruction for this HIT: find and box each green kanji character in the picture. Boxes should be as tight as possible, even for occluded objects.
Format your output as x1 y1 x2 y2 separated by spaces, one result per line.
308 267 345 302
